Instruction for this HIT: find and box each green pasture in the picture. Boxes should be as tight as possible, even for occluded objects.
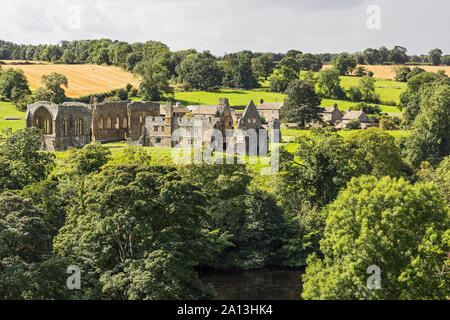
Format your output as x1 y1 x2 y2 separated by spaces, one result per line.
172 85 403 113
0 101 26 131
339 76 406 105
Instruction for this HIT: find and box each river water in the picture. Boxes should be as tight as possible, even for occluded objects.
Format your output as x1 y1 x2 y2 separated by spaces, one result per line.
200 269 304 300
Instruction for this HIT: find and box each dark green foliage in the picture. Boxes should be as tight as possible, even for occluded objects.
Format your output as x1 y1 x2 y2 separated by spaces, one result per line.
280 80 322 126
403 83 450 166
177 51 222 90
222 53 259 89
0 68 31 100
269 66 298 93
389 45 409 64
428 48 443 66
0 128 55 192
346 119 361 130
34 72 68 104
279 128 405 210
251 53 275 79
297 53 323 72
354 66 368 77
395 66 411 82
53 164 213 299
179 163 288 269
279 57 300 72
302 176 449 300
333 53 357 75
317 68 345 99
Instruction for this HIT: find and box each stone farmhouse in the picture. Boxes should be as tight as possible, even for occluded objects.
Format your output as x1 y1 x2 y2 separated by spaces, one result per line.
335 110 378 129
321 104 343 124
256 99 284 122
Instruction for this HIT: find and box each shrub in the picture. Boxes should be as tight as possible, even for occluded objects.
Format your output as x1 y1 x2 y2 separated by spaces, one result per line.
395 66 411 82
346 86 362 101
354 66 368 77
346 119 361 130
380 118 398 130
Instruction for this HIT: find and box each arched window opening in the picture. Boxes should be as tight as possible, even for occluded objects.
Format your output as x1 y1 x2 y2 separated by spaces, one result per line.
107 117 112 129
99 118 104 130
116 117 120 129
32 106 53 135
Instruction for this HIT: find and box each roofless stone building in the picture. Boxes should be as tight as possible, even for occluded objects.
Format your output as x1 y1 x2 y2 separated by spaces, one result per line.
26 97 279 155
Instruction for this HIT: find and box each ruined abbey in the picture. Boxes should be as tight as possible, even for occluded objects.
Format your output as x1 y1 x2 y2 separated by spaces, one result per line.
26 97 281 154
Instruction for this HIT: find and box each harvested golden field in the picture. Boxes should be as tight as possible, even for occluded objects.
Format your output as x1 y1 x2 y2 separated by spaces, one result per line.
322 64 449 79
1 63 140 97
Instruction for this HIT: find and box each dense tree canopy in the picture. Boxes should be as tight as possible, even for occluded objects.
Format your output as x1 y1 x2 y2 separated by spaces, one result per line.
302 176 449 300
0 68 31 100
177 51 222 90
34 72 68 104
280 80 322 126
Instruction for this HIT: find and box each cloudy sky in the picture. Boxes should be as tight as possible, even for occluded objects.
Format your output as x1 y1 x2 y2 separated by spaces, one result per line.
0 0 448 55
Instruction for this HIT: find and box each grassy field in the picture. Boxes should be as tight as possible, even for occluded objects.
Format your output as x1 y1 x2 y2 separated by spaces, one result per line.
172 89 402 113
3 63 140 97
339 76 406 105
173 89 285 107
0 101 26 131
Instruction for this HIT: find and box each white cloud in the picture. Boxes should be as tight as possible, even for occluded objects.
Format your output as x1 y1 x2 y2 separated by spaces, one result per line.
0 0 448 55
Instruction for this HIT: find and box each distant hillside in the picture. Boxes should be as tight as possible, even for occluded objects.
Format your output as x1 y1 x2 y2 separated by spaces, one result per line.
322 64 450 79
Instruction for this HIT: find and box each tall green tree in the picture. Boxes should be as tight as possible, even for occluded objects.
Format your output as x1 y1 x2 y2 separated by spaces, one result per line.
280 80 322 126
222 53 258 89
0 128 55 192
359 75 377 102
134 57 173 100
34 72 68 104
251 53 275 79
269 66 298 93
302 176 449 300
53 165 213 299
297 53 323 72
0 68 31 100
177 51 222 90
333 53 357 75
428 48 443 66
317 68 344 99
403 82 450 165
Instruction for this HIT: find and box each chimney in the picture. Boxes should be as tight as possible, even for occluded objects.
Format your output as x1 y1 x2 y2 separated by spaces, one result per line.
165 101 173 117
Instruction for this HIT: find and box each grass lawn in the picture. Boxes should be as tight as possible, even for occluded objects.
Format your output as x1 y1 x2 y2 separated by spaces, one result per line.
0 101 26 131
172 87 403 113
173 89 285 107
339 76 407 105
